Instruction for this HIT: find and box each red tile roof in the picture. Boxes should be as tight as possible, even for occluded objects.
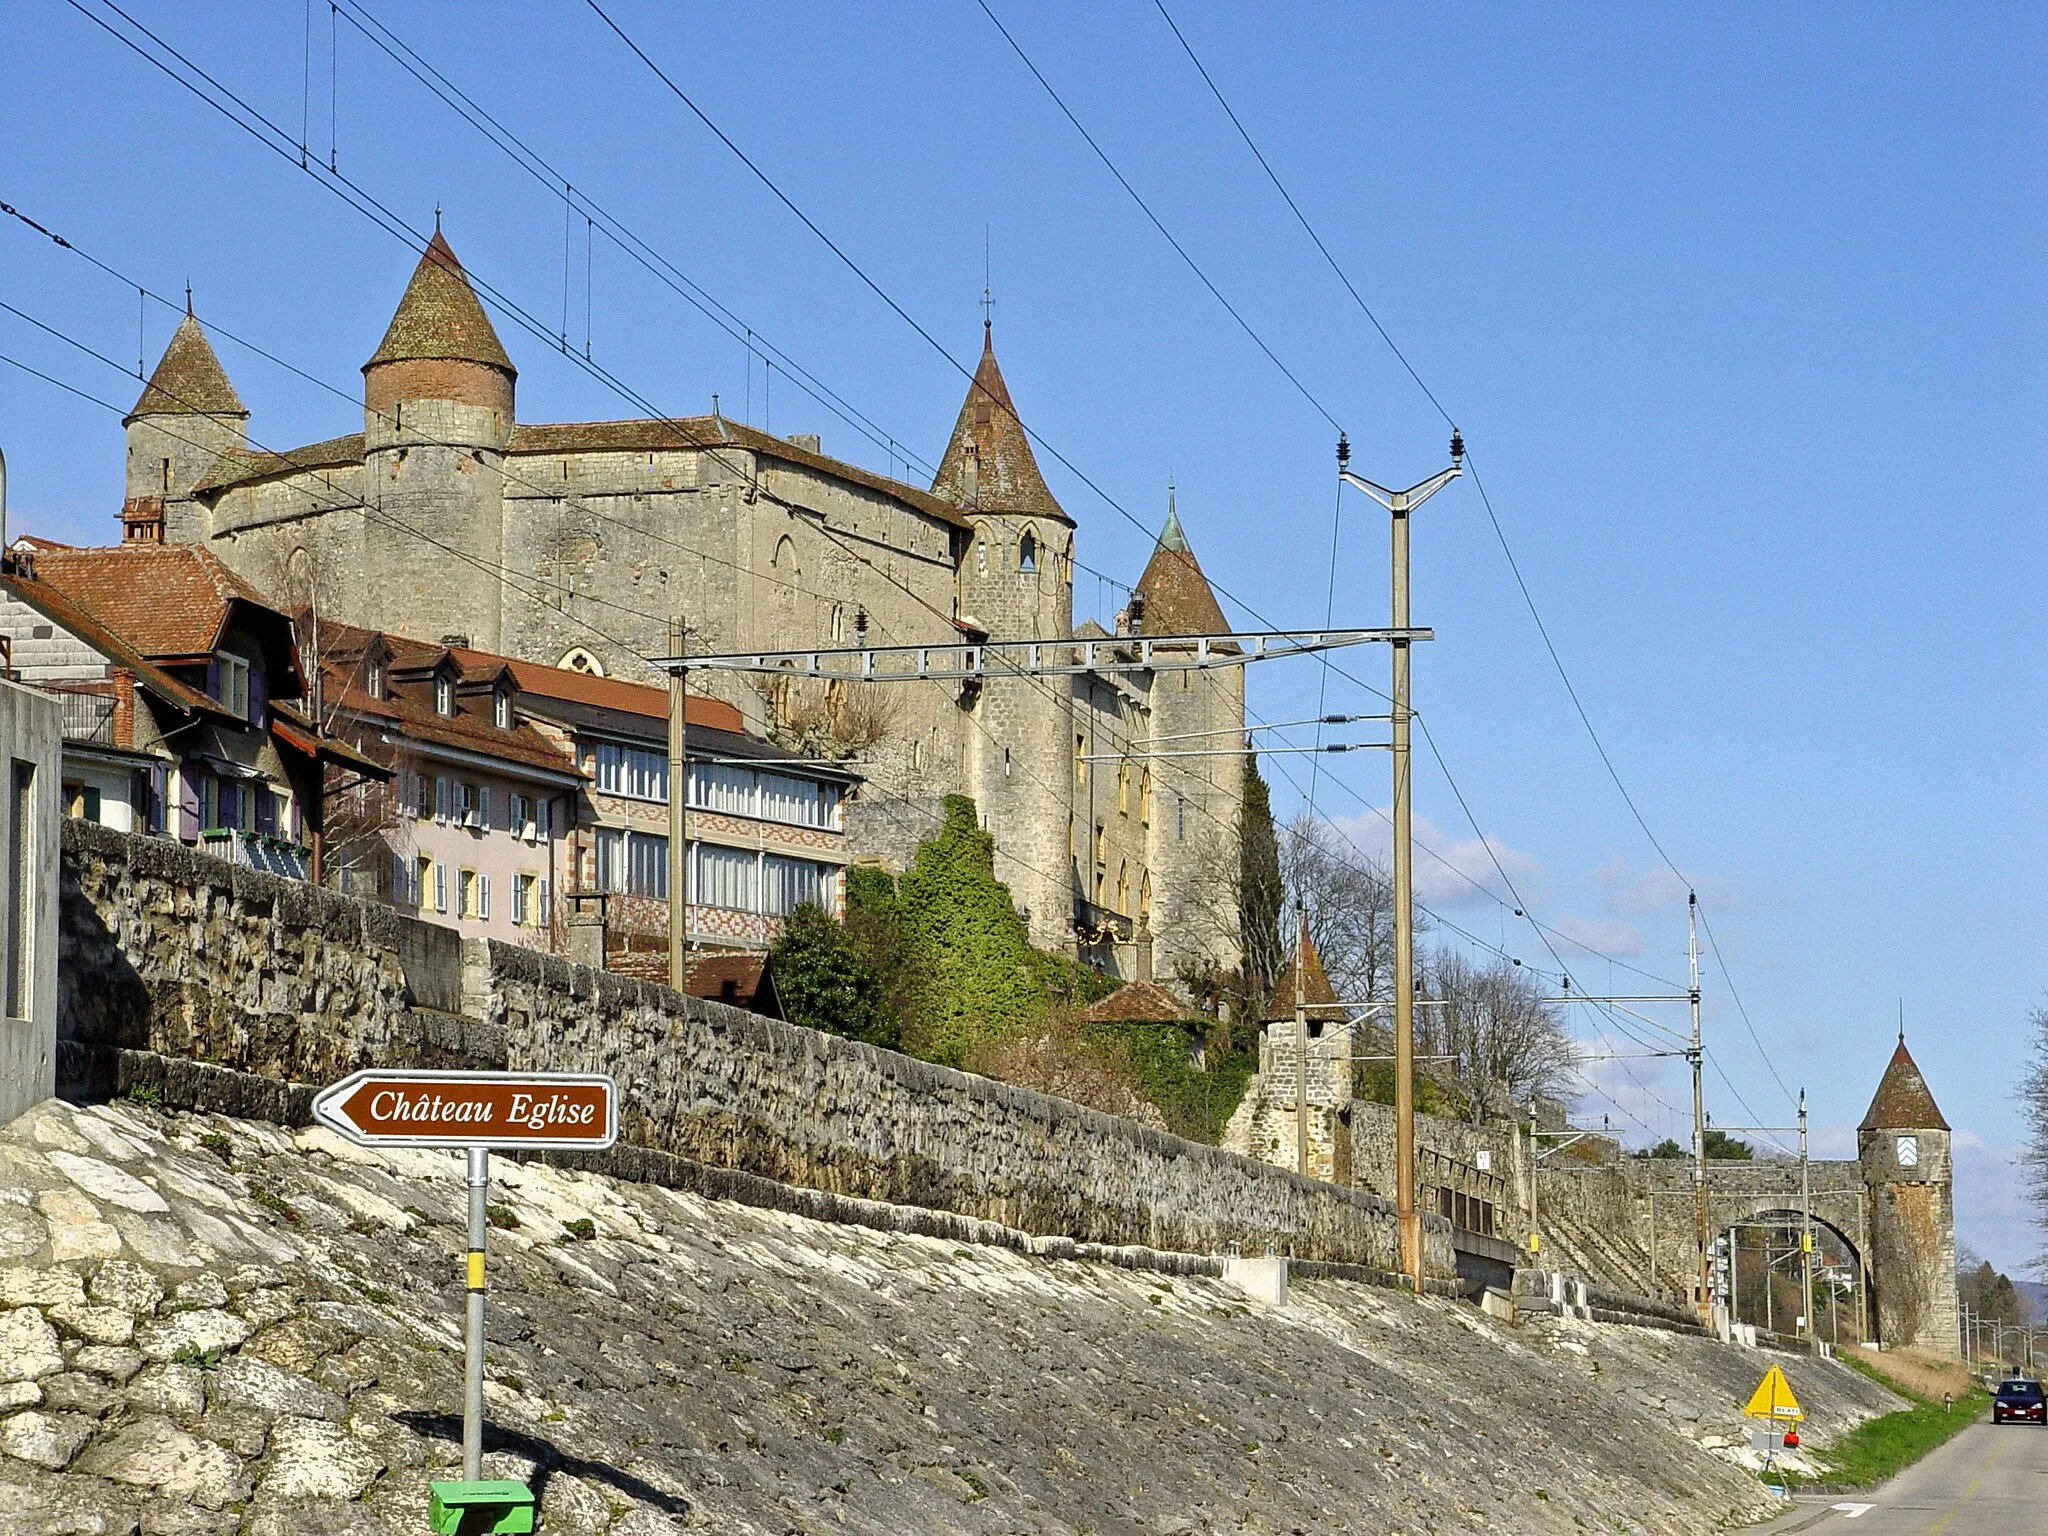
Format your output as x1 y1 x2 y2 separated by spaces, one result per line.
488 654 743 732
1076 980 1194 1024
26 542 276 660
0 572 230 723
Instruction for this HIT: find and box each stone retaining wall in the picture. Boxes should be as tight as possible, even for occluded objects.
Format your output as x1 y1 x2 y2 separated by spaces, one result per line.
57 821 1453 1275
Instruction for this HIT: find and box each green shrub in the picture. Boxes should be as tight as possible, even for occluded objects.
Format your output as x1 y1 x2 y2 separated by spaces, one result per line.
770 902 898 1048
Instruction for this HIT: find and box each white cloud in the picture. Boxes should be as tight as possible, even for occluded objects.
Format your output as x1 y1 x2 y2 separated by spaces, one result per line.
1325 808 1546 912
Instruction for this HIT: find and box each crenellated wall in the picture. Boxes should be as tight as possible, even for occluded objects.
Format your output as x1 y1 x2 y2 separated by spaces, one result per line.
57 820 1453 1277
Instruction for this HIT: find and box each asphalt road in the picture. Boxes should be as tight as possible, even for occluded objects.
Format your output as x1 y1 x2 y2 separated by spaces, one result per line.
1756 1415 2048 1533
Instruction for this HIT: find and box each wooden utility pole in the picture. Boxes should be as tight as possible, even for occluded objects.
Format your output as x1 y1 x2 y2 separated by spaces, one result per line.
1690 894 1711 1323
667 616 689 992
1294 908 1308 1177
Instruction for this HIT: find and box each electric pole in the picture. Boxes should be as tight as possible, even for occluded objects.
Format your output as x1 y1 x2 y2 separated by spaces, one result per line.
1800 1089 1814 1344
1339 431 1462 1295
1294 907 1308 1177
667 615 689 992
1689 892 1710 1324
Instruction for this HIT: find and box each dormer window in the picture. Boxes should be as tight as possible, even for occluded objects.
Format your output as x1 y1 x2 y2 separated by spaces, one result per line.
493 689 511 730
434 673 455 717
217 654 251 720
1019 531 1038 573
365 658 384 701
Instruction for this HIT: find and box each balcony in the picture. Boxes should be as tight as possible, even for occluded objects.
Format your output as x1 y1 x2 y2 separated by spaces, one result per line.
57 692 116 748
198 827 311 881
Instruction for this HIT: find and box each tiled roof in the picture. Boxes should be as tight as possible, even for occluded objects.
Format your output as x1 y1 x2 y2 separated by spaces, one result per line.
1135 498 1229 638
1076 980 1194 1024
128 315 245 420
28 543 276 660
0 573 230 723
364 231 515 375
488 655 744 733
320 657 580 779
193 433 364 495
507 418 974 531
1859 1039 1949 1131
930 325 1068 525
1262 931 1349 1024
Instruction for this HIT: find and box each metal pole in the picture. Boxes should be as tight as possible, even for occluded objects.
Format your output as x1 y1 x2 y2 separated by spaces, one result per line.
463 1147 488 1482
1294 908 1308 1177
1689 894 1709 1322
1527 1098 1540 1264
1800 1090 1815 1344
667 616 689 991
1857 1184 1871 1344
1391 489 1419 1291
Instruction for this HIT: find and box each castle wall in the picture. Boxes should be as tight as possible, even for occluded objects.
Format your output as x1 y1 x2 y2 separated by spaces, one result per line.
57 818 1452 1276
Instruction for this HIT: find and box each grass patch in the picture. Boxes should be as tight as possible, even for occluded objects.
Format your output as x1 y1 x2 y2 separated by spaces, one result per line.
1774 1354 1987 1490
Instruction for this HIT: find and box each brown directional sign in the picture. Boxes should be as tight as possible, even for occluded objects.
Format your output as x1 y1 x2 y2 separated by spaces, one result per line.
311 1069 618 1151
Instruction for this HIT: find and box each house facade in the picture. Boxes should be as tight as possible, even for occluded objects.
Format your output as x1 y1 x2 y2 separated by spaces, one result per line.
0 535 369 879
509 663 857 973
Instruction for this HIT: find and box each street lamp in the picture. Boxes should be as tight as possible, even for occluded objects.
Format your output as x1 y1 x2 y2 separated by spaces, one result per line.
1338 430 1463 1292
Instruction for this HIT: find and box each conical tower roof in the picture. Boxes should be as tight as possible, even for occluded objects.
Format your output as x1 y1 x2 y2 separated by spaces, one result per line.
364 231 515 376
127 314 245 421
1859 1037 1949 1131
1263 929 1348 1024
1135 488 1229 636
931 324 1066 523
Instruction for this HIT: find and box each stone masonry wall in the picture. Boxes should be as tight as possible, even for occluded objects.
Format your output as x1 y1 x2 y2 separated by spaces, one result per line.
57 821 1452 1277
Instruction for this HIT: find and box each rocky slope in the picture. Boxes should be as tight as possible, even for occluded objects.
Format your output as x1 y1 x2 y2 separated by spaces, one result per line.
0 1098 1898 1534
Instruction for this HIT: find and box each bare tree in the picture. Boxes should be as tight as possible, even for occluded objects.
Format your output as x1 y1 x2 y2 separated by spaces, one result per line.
753 674 900 760
2017 996 2048 1275
1280 812 1414 1009
1422 946 1577 1119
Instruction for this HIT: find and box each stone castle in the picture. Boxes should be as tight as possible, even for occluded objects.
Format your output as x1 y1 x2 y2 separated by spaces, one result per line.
116 232 1246 988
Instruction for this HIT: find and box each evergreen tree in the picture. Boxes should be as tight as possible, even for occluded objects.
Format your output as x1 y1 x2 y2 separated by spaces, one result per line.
768 903 897 1049
1236 752 1284 1026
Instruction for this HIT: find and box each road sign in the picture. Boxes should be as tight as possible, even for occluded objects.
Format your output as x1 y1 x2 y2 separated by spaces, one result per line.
1744 1364 1804 1422
311 1069 618 1151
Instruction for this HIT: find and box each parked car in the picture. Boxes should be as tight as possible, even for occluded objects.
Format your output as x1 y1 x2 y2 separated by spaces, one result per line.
1992 1378 2044 1424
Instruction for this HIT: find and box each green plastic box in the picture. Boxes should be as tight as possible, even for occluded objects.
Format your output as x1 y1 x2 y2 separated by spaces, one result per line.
428 1479 536 1534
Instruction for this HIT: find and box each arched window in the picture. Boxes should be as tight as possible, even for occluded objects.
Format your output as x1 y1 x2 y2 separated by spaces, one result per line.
1019 529 1038 574
773 535 797 573
1139 873 1152 920
558 647 605 677
974 525 990 577
1115 862 1129 917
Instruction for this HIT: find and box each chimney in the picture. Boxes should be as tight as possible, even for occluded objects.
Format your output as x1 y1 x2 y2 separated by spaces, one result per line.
120 497 167 544
110 669 137 749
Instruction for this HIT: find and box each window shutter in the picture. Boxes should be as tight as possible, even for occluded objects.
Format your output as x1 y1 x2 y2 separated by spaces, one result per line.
478 875 490 920
435 777 450 823
434 862 447 914
537 796 550 836
476 786 491 828
538 879 551 927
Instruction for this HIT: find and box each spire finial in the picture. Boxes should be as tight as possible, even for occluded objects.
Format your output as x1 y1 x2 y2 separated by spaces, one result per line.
184 281 193 317
1898 999 1905 1045
981 224 994 340
434 202 442 233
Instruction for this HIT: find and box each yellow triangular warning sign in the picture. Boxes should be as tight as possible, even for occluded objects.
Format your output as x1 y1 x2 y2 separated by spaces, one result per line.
1743 1365 1803 1422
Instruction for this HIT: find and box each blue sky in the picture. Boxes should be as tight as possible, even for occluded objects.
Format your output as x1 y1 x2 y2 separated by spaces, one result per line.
3 5 2042 1267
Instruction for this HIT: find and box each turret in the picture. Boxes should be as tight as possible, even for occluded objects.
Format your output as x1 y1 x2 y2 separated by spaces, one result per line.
362 228 515 451
935 323 1072 948
1858 1035 1958 1354
1134 492 1244 992
358 228 514 649
936 322 1071 642
124 310 248 542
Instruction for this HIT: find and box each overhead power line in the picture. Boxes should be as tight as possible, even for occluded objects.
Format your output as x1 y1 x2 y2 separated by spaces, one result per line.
1144 3 1799 1114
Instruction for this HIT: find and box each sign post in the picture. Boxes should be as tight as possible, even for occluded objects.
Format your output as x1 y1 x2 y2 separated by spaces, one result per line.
312 1069 618 1534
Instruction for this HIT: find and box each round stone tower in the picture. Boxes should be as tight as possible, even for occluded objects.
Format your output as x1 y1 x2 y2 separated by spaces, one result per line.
124 310 248 544
360 228 515 650
934 322 1074 948
1858 1034 1958 1354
